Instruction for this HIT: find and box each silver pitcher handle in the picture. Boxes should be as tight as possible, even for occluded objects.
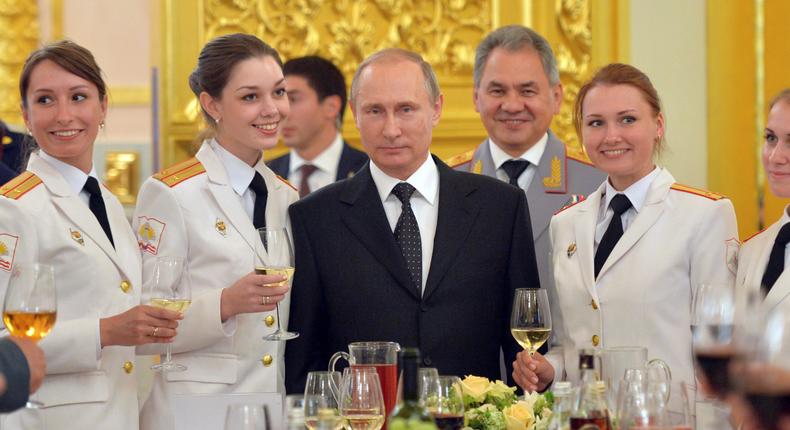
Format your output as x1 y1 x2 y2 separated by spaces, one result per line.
328 351 350 372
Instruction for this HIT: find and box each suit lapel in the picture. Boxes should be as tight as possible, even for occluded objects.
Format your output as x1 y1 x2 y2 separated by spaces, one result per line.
336 142 355 181
199 147 258 253
574 183 604 301
339 166 417 297
423 160 479 300
526 135 570 241
596 170 672 279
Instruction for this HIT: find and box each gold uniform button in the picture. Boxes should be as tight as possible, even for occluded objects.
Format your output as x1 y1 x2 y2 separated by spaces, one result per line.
124 362 133 373
591 300 598 310
265 316 275 327
120 281 131 293
262 355 273 366
592 335 600 346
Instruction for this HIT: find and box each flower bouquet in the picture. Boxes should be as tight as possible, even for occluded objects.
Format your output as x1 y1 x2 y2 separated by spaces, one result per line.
459 375 554 430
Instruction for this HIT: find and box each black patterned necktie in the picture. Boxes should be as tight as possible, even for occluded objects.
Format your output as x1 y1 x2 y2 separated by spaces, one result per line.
249 172 268 230
83 176 114 248
501 160 530 186
299 164 318 198
594 194 632 278
761 223 790 293
392 182 422 295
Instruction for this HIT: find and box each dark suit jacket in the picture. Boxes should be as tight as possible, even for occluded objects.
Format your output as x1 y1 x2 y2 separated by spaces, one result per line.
0 338 31 412
267 141 369 181
0 123 26 186
284 155 540 394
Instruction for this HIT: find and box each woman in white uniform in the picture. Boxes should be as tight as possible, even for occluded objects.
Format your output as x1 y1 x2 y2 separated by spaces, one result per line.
134 33 298 430
0 41 183 430
512 63 739 414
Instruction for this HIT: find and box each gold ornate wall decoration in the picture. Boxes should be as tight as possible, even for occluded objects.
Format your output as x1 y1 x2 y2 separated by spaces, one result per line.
0 0 39 126
553 0 591 152
105 152 140 205
202 0 492 77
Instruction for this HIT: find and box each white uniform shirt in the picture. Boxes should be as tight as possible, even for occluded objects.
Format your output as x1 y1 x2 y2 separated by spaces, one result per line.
489 132 548 189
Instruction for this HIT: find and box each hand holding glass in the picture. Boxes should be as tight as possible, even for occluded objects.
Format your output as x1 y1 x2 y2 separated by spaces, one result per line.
510 288 552 356
3 263 56 408
149 256 191 372
256 227 298 341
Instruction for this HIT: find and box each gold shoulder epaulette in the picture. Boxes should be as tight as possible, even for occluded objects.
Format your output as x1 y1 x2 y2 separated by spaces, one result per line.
670 183 725 200
0 172 42 200
276 175 297 192
554 197 586 215
444 148 476 168
565 145 595 166
153 158 206 187
743 228 767 244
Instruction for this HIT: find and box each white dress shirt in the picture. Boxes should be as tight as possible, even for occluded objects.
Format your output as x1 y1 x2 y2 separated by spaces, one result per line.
489 132 548 189
210 139 267 221
594 166 662 253
370 156 440 294
288 132 344 194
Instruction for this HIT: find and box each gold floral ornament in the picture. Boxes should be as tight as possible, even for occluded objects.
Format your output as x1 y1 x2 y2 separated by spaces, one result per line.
541 156 563 188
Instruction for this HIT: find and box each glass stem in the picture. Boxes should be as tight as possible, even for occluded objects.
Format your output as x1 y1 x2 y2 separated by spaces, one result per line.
165 344 173 364
275 304 283 331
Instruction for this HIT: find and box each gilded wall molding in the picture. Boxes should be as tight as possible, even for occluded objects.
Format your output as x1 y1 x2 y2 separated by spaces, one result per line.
553 0 591 151
0 0 39 125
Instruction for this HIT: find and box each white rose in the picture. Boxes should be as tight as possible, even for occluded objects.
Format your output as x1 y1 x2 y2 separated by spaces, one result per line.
487 379 517 399
503 400 536 430
460 375 490 402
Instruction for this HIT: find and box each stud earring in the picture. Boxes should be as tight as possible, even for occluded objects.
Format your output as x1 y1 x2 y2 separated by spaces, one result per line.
215 117 220 123
100 122 105 130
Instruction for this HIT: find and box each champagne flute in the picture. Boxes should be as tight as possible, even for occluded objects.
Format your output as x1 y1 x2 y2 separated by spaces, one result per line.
340 367 386 430
427 376 465 430
510 288 552 356
691 283 736 398
149 256 191 372
225 404 271 430
305 371 342 430
255 227 298 341
3 262 56 408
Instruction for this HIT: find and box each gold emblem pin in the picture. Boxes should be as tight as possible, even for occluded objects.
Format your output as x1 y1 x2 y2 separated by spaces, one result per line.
215 218 227 237
70 228 84 246
567 242 576 258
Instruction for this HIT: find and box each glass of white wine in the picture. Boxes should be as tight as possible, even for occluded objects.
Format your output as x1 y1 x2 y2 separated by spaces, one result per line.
255 227 298 341
510 288 552 356
149 256 191 372
305 371 342 430
3 262 56 408
339 367 385 430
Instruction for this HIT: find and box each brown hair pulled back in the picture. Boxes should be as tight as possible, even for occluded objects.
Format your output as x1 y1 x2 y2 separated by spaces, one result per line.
573 63 667 157
769 89 790 110
189 33 282 141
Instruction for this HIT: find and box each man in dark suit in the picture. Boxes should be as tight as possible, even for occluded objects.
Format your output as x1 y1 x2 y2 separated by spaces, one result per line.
284 48 540 394
0 121 26 186
267 56 368 197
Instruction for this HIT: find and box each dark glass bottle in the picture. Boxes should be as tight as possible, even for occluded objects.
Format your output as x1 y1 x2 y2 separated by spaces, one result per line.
387 348 438 430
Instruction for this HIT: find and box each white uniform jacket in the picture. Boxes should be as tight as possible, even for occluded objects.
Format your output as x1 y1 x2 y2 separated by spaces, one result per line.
544 168 739 413
0 153 142 430
134 141 299 430
736 207 790 314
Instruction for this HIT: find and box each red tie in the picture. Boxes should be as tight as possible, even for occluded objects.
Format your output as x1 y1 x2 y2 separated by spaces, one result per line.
299 164 318 198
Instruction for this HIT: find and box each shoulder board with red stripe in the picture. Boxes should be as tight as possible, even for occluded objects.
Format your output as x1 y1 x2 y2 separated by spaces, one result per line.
743 228 768 244
444 148 476 168
0 172 42 200
276 175 297 192
669 183 725 200
565 145 595 166
554 197 587 215
153 158 206 187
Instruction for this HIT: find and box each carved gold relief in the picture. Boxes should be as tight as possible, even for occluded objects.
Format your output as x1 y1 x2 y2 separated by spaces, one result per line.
0 0 39 126
554 0 591 151
105 152 140 205
202 0 491 77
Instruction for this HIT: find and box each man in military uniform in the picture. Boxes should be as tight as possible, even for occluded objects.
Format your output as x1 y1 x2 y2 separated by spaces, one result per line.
267 56 368 198
446 25 606 291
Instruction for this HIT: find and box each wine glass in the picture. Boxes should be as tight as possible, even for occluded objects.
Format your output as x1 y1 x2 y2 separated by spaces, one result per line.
339 367 385 430
284 394 307 429
691 283 736 399
305 371 342 430
3 262 56 408
225 404 271 430
510 288 552 356
418 367 439 407
149 256 191 372
255 227 298 341
426 376 465 430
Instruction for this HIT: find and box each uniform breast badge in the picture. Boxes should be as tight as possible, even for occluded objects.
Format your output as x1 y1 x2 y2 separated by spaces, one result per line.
0 233 19 272
542 156 563 188
473 160 483 174
726 237 740 275
567 242 577 258
69 228 84 246
138 216 165 255
215 218 227 237
571 195 584 203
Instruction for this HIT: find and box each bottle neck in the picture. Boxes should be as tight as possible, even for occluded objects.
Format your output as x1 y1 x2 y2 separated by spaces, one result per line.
402 358 419 401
